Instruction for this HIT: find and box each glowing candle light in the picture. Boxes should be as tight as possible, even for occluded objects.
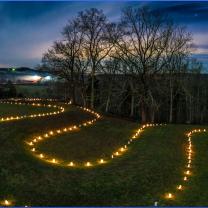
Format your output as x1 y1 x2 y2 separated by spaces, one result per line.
49 131 53 135
52 158 56 163
86 162 91 166
120 147 124 152
40 154 44 158
186 170 190 175
32 148 35 152
115 152 119 156
29 142 33 146
100 159 104 163
3 200 10 206
184 176 187 181
177 185 182 190
69 162 74 166
167 193 173 199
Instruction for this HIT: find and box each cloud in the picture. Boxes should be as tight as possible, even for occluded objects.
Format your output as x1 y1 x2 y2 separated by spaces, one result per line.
0 1 129 68
0 1 208 69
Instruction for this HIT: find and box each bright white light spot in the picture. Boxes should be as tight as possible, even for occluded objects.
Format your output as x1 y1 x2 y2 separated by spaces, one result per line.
33 75 41 81
45 76 51 80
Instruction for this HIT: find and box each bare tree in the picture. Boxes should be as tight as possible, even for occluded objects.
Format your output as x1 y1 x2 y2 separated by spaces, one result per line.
113 7 192 123
76 8 114 108
43 19 84 104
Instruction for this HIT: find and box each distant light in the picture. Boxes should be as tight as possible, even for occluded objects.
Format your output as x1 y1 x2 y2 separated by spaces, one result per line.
45 76 51 81
12 68 16 72
33 75 41 81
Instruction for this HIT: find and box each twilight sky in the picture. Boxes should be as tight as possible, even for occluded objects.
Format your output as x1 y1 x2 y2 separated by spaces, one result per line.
0 1 208 70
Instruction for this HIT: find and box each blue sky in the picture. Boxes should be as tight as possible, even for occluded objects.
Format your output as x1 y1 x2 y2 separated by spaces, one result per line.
0 1 208 70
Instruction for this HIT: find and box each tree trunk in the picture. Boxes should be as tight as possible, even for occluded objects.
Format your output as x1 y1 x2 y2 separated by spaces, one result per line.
71 83 76 104
130 94 135 117
196 87 200 123
129 80 135 117
81 90 87 107
105 95 110 113
151 110 155 123
169 80 173 123
189 95 192 123
185 94 190 124
141 100 146 123
90 66 95 109
105 82 112 113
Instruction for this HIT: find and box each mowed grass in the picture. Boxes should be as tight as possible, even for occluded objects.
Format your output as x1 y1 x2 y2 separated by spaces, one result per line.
0 103 53 117
0 102 208 206
172 131 208 206
37 118 137 162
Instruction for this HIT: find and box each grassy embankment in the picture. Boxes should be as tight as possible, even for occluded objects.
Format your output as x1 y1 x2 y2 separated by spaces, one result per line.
0 102 207 206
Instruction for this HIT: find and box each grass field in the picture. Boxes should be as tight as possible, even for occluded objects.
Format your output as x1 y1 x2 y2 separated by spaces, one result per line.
0 102 208 206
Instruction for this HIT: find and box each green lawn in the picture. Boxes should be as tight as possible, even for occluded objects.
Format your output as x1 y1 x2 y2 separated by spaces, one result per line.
0 102 208 206
171 131 208 206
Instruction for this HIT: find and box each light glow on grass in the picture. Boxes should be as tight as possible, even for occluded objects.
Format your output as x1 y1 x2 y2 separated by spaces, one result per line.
0 99 65 122
27 108 163 168
166 193 173 199
1 199 12 206
165 128 206 200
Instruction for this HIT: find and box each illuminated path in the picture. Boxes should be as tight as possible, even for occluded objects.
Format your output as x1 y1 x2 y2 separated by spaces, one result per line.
25 115 161 168
0 99 65 122
164 128 207 203
0 98 161 206
0 99 206 206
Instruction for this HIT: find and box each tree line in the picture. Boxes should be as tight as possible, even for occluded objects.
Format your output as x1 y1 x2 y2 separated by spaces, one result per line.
42 7 206 124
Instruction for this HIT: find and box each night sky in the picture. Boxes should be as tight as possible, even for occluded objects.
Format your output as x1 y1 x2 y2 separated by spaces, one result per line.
0 1 208 70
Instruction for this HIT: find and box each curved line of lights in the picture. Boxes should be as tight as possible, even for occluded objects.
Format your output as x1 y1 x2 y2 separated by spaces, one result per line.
0 98 66 206
0 98 164 206
0 100 65 122
165 128 206 201
3 98 201 206
25 107 163 168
